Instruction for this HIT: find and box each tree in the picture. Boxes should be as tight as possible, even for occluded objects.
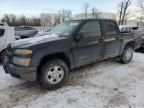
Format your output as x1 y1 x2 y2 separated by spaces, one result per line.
60 9 72 21
82 2 90 19
10 14 17 26
137 0 144 25
53 11 61 26
18 15 27 26
2 14 11 25
1 14 41 26
91 7 100 18
118 0 132 25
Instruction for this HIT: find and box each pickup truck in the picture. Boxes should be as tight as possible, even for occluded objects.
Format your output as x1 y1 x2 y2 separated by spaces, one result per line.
3 19 141 90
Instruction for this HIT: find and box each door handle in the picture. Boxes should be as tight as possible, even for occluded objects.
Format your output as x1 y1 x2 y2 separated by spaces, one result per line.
116 37 120 40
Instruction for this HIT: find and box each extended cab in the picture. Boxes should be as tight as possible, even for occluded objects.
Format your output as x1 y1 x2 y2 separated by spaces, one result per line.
3 19 141 90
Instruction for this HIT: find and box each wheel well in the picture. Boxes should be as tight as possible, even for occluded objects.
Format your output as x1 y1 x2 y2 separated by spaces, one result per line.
0 49 6 57
37 53 71 80
125 41 135 49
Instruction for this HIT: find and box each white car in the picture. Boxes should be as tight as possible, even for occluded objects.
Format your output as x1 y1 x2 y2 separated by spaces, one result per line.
0 22 17 61
119 25 144 34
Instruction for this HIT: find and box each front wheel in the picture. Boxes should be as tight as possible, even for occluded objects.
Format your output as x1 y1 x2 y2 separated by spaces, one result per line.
39 59 69 90
119 45 133 64
0 50 6 62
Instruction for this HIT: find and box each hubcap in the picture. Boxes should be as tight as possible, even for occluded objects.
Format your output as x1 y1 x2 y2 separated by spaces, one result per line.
47 66 64 84
126 48 132 60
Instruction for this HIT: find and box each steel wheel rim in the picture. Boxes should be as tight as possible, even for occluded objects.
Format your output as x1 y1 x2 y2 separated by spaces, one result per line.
126 48 132 60
47 66 64 84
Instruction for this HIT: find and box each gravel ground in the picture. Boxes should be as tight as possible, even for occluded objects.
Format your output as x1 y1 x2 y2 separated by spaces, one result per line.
0 53 144 108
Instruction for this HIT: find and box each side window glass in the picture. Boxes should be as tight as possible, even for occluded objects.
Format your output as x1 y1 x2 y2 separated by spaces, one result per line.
0 29 5 37
79 21 101 38
104 21 117 35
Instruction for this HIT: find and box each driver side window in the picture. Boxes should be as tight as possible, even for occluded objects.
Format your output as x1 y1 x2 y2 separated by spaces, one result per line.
0 29 5 37
79 21 101 38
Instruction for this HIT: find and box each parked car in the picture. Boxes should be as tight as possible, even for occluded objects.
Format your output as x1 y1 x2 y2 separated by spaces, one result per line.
0 23 17 61
15 26 38 39
3 19 141 90
0 22 8 26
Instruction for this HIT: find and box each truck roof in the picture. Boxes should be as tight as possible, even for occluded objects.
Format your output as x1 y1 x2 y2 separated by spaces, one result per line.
70 18 116 22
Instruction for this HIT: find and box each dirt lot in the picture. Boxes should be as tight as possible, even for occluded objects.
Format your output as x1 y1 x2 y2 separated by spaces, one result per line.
0 53 144 108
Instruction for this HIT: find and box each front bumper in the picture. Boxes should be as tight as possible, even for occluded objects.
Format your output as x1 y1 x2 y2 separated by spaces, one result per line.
3 56 37 81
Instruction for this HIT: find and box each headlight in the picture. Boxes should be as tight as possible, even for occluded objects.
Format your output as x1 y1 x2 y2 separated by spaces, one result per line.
13 57 31 66
15 49 32 55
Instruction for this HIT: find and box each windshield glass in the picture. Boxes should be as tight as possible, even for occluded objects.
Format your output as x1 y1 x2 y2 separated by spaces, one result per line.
49 21 81 37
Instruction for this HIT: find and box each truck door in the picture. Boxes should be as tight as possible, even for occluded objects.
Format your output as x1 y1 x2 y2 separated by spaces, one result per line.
0 27 6 52
102 20 122 58
75 21 104 66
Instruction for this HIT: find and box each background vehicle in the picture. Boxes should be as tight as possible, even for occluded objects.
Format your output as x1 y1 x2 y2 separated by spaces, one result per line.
119 25 143 50
0 22 8 26
0 22 16 61
3 19 142 90
15 26 38 39
119 25 142 33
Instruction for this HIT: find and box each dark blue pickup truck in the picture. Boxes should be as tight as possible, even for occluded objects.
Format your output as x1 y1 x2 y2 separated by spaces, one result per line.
3 19 142 90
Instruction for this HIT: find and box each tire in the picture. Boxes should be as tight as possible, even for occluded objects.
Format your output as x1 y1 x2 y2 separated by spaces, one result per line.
119 45 133 64
0 50 6 62
39 59 69 90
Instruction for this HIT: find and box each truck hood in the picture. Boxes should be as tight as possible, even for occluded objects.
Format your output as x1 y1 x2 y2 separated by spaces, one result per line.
10 34 66 49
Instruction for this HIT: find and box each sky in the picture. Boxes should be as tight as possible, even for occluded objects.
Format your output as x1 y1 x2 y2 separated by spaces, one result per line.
0 0 129 17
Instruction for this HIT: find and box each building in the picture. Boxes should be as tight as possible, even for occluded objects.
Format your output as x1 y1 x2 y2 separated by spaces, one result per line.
40 13 58 27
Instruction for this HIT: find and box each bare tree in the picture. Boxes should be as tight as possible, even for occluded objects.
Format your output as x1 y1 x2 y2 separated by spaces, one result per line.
137 0 144 24
2 14 11 24
1 14 41 26
18 15 27 26
91 7 100 18
10 14 17 26
30 17 41 26
82 2 90 19
118 0 132 25
118 2 124 25
60 9 72 22
53 11 61 26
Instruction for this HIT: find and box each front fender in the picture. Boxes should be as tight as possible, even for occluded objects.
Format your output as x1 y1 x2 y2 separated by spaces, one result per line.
30 46 73 67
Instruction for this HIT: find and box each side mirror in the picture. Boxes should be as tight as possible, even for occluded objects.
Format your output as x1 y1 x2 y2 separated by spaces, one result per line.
75 32 84 41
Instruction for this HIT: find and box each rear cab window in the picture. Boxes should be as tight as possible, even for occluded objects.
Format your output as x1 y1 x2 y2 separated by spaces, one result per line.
79 21 101 38
103 20 118 36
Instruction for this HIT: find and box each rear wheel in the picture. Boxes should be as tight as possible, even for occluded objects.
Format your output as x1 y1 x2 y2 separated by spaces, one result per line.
39 59 69 90
119 45 133 64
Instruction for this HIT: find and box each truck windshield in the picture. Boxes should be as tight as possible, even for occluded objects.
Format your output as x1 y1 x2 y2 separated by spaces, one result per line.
49 21 81 37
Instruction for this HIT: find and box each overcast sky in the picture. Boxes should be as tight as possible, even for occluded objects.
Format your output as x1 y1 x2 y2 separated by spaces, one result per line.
0 0 132 17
